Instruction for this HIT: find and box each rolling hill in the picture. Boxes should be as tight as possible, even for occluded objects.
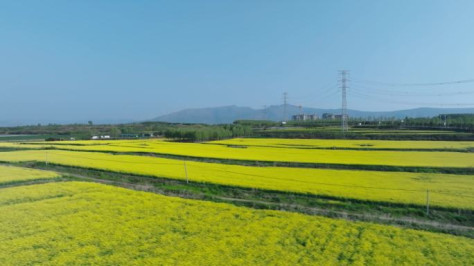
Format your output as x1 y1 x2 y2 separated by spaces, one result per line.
152 105 474 124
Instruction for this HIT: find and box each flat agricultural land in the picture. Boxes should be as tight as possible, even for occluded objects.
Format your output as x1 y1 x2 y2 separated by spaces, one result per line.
1 181 473 265
0 164 60 185
0 150 472 209
1 136 473 264
6 139 474 169
210 138 474 151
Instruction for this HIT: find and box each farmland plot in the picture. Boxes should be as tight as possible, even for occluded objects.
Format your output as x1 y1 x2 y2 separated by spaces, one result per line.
210 138 474 151
0 150 472 209
21 139 474 169
0 181 472 265
0 164 59 185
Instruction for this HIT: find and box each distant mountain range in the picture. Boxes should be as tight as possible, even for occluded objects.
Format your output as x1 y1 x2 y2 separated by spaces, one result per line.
2 106 472 127
152 105 474 124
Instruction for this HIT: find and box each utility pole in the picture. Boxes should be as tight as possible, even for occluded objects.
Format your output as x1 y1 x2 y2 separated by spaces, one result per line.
340 70 349 133
426 189 430 215
45 150 48 165
283 92 288 122
183 161 188 184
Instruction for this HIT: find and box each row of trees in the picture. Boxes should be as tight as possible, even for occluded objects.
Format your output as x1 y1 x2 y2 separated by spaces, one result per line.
234 115 474 132
0 122 253 142
164 125 252 142
353 114 474 131
402 114 474 130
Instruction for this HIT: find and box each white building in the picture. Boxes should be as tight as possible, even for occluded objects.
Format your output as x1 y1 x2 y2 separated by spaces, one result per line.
292 114 319 121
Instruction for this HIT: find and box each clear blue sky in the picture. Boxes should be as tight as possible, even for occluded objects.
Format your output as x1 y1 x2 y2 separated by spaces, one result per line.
1 0 473 124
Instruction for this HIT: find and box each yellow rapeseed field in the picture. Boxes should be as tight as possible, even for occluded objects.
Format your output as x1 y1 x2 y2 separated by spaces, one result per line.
0 164 59 185
0 181 472 265
15 139 474 168
0 150 472 209
0 143 17 147
211 138 474 151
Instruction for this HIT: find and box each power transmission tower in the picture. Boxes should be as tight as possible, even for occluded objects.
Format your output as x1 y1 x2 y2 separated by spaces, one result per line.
283 92 288 122
340 70 349 133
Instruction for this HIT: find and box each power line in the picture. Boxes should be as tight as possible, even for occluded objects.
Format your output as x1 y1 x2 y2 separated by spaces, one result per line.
352 78 474 87
290 84 339 101
290 84 340 106
349 90 474 107
351 86 474 97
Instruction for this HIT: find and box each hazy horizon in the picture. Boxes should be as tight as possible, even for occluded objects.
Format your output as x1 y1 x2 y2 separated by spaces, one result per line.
1 1 474 125
2 104 473 127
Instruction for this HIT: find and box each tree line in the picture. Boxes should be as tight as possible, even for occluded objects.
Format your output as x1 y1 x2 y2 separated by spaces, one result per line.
164 125 252 141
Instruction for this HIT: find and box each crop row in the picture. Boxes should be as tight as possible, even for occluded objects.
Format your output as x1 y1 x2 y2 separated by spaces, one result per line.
0 164 59 185
7 139 474 169
210 138 474 151
0 150 472 209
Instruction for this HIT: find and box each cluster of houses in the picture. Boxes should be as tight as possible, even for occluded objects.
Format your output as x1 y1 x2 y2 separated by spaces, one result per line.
292 114 319 121
91 135 111 140
292 113 348 121
91 133 154 140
